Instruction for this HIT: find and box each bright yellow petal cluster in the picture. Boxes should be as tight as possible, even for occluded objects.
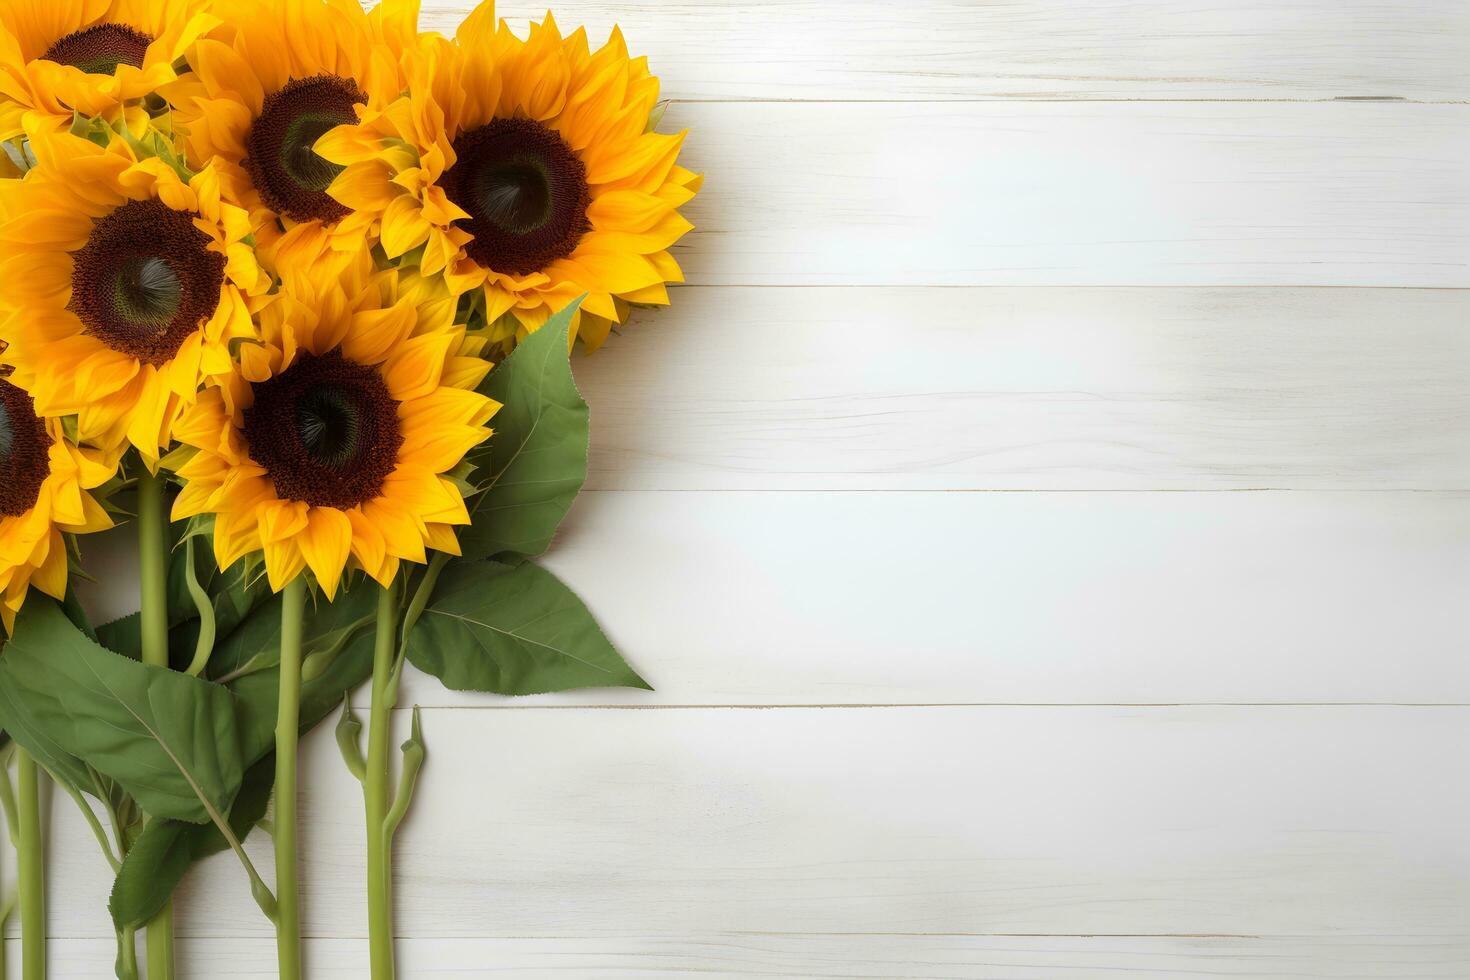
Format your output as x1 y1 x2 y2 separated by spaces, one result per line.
320 2 701 354
0 0 218 139
0 381 119 632
170 253 499 598
162 0 424 270
0 128 268 463
0 0 700 613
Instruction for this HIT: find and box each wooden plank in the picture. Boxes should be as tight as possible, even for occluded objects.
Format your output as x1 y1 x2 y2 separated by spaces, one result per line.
11 934 1470 977
666 101 1470 287
421 1 1470 103
9 706 1470 943
572 287 1470 491
73 491 1470 706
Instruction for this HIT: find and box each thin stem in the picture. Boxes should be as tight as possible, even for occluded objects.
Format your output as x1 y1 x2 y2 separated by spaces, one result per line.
53 775 119 872
87 774 140 980
390 552 447 693
0 747 20 850
274 577 306 980
182 536 217 677
1 747 14 980
0 889 11 980
15 750 45 980
114 928 138 980
138 468 176 980
89 770 130 863
137 469 170 666
365 580 399 980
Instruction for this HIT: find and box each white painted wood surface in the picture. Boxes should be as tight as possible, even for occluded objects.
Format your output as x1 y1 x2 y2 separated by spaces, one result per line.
8 2 1470 977
573 287 1470 490
447 1 1470 102
10 706 1470 974
670 102 1470 287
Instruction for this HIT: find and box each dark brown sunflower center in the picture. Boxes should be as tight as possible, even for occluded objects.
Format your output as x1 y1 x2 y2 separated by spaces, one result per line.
242 350 403 509
43 24 153 74
245 75 365 224
70 199 226 366
0 379 52 519
442 118 590 276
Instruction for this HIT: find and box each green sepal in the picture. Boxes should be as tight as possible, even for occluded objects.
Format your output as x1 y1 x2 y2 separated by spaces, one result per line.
335 696 366 782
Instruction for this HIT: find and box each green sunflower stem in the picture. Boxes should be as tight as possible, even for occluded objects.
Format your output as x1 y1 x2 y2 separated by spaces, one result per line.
364 580 399 980
274 577 307 980
15 750 45 980
137 469 175 980
114 928 138 980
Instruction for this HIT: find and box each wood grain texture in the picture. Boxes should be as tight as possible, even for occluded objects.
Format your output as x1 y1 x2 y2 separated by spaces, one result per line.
20 3 1466 976
425 1 1470 102
11 935 1470 978
668 102 1470 287
572 287 1470 491
6 707 1470 949
72 491 1470 707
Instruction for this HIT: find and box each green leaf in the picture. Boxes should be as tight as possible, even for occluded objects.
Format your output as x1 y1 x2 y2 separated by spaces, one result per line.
94 612 142 660
407 560 648 695
109 753 275 930
61 585 99 642
106 577 380 928
0 598 244 824
106 820 191 930
459 299 588 561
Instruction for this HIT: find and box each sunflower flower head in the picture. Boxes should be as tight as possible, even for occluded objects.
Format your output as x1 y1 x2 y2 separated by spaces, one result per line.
0 377 119 632
170 250 499 599
0 126 269 464
319 2 702 355
0 0 219 140
161 0 426 272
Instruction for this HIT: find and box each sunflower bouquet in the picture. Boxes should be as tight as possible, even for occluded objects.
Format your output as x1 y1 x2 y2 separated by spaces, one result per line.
0 0 698 977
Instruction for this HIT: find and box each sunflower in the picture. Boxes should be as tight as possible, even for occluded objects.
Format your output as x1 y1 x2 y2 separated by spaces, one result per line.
0 128 269 463
170 252 498 599
0 378 118 632
319 4 701 353
161 0 424 270
0 0 217 140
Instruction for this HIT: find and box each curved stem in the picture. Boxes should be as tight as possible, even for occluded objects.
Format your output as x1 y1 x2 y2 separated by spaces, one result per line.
138 468 176 980
274 578 306 980
15 750 45 980
365 580 399 980
390 552 447 692
54 776 118 871
182 536 216 677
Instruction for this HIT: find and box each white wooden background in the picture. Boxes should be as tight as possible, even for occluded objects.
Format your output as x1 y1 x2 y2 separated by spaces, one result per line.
7 1 1470 976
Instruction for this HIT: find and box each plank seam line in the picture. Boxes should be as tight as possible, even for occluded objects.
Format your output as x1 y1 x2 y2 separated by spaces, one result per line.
375 703 1470 710
671 284 1470 292
12 931 1470 941
658 98 1470 106
577 489 1470 495
670 284 1470 292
